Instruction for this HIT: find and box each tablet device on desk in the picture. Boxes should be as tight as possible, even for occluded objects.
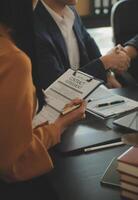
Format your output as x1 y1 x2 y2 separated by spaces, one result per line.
113 111 138 132
100 157 120 188
55 118 122 153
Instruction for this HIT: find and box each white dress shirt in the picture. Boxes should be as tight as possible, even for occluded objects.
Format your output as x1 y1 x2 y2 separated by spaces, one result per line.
40 0 80 70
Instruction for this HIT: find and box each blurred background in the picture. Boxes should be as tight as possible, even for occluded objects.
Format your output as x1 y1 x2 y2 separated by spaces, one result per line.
76 0 119 54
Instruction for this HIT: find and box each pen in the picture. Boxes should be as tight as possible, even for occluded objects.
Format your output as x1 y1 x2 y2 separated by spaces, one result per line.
62 98 92 115
96 100 125 107
84 141 125 153
61 104 81 115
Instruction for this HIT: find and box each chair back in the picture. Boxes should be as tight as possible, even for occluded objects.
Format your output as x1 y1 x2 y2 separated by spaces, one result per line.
111 0 138 44
111 0 138 84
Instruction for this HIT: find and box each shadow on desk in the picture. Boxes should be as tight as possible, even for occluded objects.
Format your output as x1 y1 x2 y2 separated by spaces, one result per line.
0 174 59 200
55 112 123 155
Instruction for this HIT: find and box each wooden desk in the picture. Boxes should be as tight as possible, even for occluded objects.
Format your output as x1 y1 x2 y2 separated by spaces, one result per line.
0 86 137 199
48 86 138 200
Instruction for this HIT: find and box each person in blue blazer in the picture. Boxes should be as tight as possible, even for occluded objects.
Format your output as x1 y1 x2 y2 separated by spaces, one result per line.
125 35 138 56
124 35 138 82
112 35 138 86
34 0 130 92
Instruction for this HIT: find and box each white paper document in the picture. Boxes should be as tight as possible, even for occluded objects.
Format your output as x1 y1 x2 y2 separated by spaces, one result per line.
86 86 138 118
32 70 138 128
32 69 102 127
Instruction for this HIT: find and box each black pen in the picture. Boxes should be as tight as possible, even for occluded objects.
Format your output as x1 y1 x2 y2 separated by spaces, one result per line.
96 100 125 107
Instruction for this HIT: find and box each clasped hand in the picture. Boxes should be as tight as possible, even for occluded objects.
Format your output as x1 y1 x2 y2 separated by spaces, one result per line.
101 44 131 74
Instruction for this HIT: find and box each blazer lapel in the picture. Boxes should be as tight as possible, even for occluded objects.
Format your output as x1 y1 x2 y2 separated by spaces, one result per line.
73 18 90 66
35 1 70 69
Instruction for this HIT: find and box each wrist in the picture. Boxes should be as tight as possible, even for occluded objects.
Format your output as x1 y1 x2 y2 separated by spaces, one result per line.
106 69 115 77
124 46 137 59
100 55 111 70
54 118 63 134
55 116 67 134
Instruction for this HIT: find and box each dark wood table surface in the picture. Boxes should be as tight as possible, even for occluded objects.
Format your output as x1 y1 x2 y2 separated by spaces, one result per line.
0 86 138 200
48 86 138 200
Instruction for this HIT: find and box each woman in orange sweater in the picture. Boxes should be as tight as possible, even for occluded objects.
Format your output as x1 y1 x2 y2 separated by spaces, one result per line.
0 0 86 182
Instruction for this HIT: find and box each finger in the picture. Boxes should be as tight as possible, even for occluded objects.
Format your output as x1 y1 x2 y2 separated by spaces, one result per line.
115 44 124 54
64 98 82 108
116 44 123 50
81 113 86 119
72 98 84 105
70 98 83 106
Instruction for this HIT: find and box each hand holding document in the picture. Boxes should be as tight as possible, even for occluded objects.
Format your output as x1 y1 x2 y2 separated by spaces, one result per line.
32 69 102 128
32 70 138 128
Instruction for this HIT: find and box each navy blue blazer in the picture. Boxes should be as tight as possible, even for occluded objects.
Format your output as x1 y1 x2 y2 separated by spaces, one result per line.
34 1 107 89
125 35 138 50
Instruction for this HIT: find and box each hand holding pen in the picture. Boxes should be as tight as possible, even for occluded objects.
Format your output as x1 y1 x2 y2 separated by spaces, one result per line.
55 99 86 133
61 98 86 117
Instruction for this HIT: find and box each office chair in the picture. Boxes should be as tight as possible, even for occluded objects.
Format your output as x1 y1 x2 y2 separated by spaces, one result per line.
111 0 138 85
111 0 138 44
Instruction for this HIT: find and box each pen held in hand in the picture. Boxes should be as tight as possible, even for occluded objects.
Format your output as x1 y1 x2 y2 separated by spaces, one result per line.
61 98 91 115
96 100 125 108
61 104 81 115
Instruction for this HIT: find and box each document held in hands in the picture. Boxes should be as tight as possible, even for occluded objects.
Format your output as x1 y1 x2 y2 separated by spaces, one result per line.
32 69 138 128
32 69 102 128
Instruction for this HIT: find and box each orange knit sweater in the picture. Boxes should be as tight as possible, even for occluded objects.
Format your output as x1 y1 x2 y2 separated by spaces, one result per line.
0 37 61 182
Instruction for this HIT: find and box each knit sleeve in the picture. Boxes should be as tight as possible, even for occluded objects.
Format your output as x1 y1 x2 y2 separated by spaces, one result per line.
0 49 61 182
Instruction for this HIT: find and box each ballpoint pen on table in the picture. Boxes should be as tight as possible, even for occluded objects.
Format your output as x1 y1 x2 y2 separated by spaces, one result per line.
84 141 125 153
96 100 125 108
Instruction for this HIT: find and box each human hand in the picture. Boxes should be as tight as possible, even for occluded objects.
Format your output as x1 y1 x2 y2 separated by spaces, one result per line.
100 44 131 74
106 72 122 88
55 98 86 134
123 45 138 59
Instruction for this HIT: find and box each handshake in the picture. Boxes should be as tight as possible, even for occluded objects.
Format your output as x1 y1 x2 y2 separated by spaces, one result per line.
100 44 132 75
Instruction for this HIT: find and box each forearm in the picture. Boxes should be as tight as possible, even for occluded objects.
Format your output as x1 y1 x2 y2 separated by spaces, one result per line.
81 58 107 82
1 135 53 182
1 123 62 182
124 35 138 59
33 123 61 149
